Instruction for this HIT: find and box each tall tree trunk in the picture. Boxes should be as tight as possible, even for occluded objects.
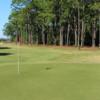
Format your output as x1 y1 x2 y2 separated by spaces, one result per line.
21 30 23 45
67 23 70 46
15 22 19 44
19 32 22 45
25 24 28 44
47 32 50 45
27 12 31 45
60 26 64 46
92 20 96 47
28 24 31 45
75 27 77 47
81 20 84 47
74 16 78 47
30 25 33 45
42 25 45 45
19 28 22 45
29 32 31 44
36 33 39 45
78 5 80 49
28 24 33 45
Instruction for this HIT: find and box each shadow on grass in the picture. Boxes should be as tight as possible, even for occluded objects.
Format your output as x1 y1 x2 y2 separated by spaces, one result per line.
0 53 13 56
0 47 11 49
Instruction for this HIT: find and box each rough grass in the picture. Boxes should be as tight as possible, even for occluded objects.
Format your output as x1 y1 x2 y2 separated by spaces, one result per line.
0 44 100 100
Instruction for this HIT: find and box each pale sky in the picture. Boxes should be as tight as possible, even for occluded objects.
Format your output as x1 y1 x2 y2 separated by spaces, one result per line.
0 0 11 38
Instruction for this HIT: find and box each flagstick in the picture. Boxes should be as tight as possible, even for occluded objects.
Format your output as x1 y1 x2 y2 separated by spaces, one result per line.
17 42 20 74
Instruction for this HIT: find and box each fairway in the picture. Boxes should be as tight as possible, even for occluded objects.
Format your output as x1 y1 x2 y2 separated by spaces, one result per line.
0 44 100 100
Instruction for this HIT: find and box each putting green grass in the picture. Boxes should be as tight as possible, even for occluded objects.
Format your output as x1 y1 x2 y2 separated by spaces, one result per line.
0 44 100 100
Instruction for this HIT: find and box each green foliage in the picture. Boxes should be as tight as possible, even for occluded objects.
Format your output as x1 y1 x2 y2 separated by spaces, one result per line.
3 0 100 46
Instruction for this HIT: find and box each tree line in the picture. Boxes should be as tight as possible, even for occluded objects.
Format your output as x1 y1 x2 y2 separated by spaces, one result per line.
3 0 100 47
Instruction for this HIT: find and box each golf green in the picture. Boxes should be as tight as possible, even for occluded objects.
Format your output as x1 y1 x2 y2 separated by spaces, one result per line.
0 44 100 100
